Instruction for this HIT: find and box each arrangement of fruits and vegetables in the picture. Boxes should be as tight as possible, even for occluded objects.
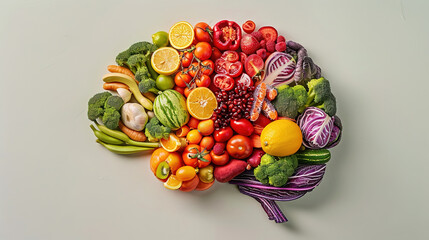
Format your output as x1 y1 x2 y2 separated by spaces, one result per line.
87 20 343 223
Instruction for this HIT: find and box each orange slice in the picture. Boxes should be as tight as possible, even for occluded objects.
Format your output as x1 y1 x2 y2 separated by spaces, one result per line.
160 133 182 152
169 21 194 49
164 175 182 190
186 87 218 120
151 47 180 75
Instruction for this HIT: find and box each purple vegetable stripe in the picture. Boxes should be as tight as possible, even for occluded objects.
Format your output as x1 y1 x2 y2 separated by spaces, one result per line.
238 186 307 201
253 196 288 223
263 52 296 87
287 164 326 188
298 107 334 149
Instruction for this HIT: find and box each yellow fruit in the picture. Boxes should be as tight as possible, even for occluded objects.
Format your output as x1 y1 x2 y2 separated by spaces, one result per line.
160 133 182 152
169 21 194 49
186 87 218 120
260 119 303 157
164 175 182 190
151 47 180 75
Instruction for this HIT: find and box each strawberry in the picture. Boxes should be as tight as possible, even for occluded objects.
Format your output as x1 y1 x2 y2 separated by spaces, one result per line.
240 34 261 55
251 31 264 41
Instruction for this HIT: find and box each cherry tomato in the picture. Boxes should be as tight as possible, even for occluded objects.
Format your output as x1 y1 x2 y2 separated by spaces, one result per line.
196 74 211 88
236 73 253 87
215 58 243 78
180 51 193 68
194 22 213 43
230 119 254 136
187 117 200 129
213 127 234 142
187 129 202 144
194 42 212 61
188 62 200 77
242 20 256 34
226 135 253 159
213 74 234 91
200 136 215 150
182 144 200 167
198 149 211 168
198 119 214 136
173 86 185 95
176 165 196 181
221 51 239 63
201 60 214 75
210 150 230 166
174 71 192 88
211 47 222 62
184 87 192 98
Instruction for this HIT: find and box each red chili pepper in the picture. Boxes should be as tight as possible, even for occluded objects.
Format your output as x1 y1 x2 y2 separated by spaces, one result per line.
213 20 242 51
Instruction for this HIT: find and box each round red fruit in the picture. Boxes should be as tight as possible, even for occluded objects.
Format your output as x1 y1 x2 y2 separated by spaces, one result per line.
242 20 256 34
226 135 253 159
213 74 234 91
214 127 234 142
194 42 212 61
194 22 213 43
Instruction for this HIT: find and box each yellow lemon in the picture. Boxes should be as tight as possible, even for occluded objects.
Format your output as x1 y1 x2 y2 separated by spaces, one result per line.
168 21 194 50
260 119 302 156
151 47 180 75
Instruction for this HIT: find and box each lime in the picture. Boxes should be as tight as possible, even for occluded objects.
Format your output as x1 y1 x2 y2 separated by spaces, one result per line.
152 31 169 48
156 75 174 90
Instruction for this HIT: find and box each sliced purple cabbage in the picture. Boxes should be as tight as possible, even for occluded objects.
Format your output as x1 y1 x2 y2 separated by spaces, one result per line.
286 40 321 85
263 52 296 87
287 164 326 188
297 107 337 149
326 115 343 148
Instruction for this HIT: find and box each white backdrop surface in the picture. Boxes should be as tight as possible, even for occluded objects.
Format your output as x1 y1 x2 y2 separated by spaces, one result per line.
1 0 428 239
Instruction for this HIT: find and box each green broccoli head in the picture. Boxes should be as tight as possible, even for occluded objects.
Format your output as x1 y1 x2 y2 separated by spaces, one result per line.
102 107 121 129
272 85 308 119
254 154 299 187
307 77 332 104
87 92 112 121
135 67 151 82
128 41 158 55
126 54 149 74
144 116 171 142
316 93 337 116
104 96 124 111
115 50 131 67
139 78 160 94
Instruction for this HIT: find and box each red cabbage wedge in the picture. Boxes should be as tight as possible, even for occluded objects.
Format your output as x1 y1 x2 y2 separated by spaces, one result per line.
263 52 296 87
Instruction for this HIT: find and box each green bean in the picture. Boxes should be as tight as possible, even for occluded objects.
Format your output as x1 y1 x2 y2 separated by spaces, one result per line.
97 124 160 148
90 125 124 145
96 139 154 154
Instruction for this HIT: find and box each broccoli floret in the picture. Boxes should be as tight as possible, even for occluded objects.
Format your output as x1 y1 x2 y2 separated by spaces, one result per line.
135 67 151 82
87 92 112 121
139 78 160 94
128 41 158 55
104 95 124 111
115 50 131 67
254 154 298 187
272 85 308 119
144 117 171 142
305 78 337 116
102 107 121 129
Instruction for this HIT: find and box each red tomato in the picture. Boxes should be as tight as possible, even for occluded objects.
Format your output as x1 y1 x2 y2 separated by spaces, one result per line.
215 58 243 78
188 62 200 77
180 51 193 68
213 74 234 91
210 150 230 166
174 86 185 95
211 47 222 62
242 20 256 34
226 135 253 159
184 87 192 98
220 51 239 63
196 74 211 88
236 73 253 87
174 71 192 88
182 144 211 168
240 52 247 66
230 119 254 136
213 127 234 142
244 54 264 79
194 42 212 61
201 60 214 75
194 22 213 43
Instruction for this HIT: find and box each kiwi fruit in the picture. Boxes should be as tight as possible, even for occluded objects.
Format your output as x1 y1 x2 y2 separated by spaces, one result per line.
156 161 170 179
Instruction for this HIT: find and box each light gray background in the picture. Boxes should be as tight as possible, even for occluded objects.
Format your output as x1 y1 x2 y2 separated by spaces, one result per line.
1 0 428 239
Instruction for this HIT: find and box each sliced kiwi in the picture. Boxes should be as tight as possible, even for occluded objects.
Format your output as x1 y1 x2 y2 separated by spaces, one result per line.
156 161 170 179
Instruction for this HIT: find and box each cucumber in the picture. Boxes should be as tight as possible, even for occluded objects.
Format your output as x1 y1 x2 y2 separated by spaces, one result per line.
295 149 331 164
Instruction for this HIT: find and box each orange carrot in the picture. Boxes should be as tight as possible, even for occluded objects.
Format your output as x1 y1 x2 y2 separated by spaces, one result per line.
261 99 278 120
142 92 156 102
250 134 262 148
118 121 147 142
250 82 267 121
103 82 129 91
107 65 136 80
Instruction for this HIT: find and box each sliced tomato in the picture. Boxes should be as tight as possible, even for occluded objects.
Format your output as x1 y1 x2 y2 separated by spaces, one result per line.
213 74 234 91
236 73 253 87
215 58 243 78
220 51 239 63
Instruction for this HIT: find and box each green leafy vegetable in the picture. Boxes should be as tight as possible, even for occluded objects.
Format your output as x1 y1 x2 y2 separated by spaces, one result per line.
254 154 298 187
272 85 308 119
87 92 124 129
305 77 337 116
144 116 171 142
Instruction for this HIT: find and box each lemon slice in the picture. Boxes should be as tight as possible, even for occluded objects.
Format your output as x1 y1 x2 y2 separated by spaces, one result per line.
164 175 182 190
160 133 182 152
151 47 180 75
186 87 218 120
169 21 194 49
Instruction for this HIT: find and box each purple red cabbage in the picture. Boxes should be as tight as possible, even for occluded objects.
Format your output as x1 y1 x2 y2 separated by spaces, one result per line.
263 52 296 87
286 40 321 85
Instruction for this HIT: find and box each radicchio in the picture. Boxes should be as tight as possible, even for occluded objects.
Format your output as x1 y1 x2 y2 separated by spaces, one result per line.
263 52 296 86
298 107 342 149
286 41 321 85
